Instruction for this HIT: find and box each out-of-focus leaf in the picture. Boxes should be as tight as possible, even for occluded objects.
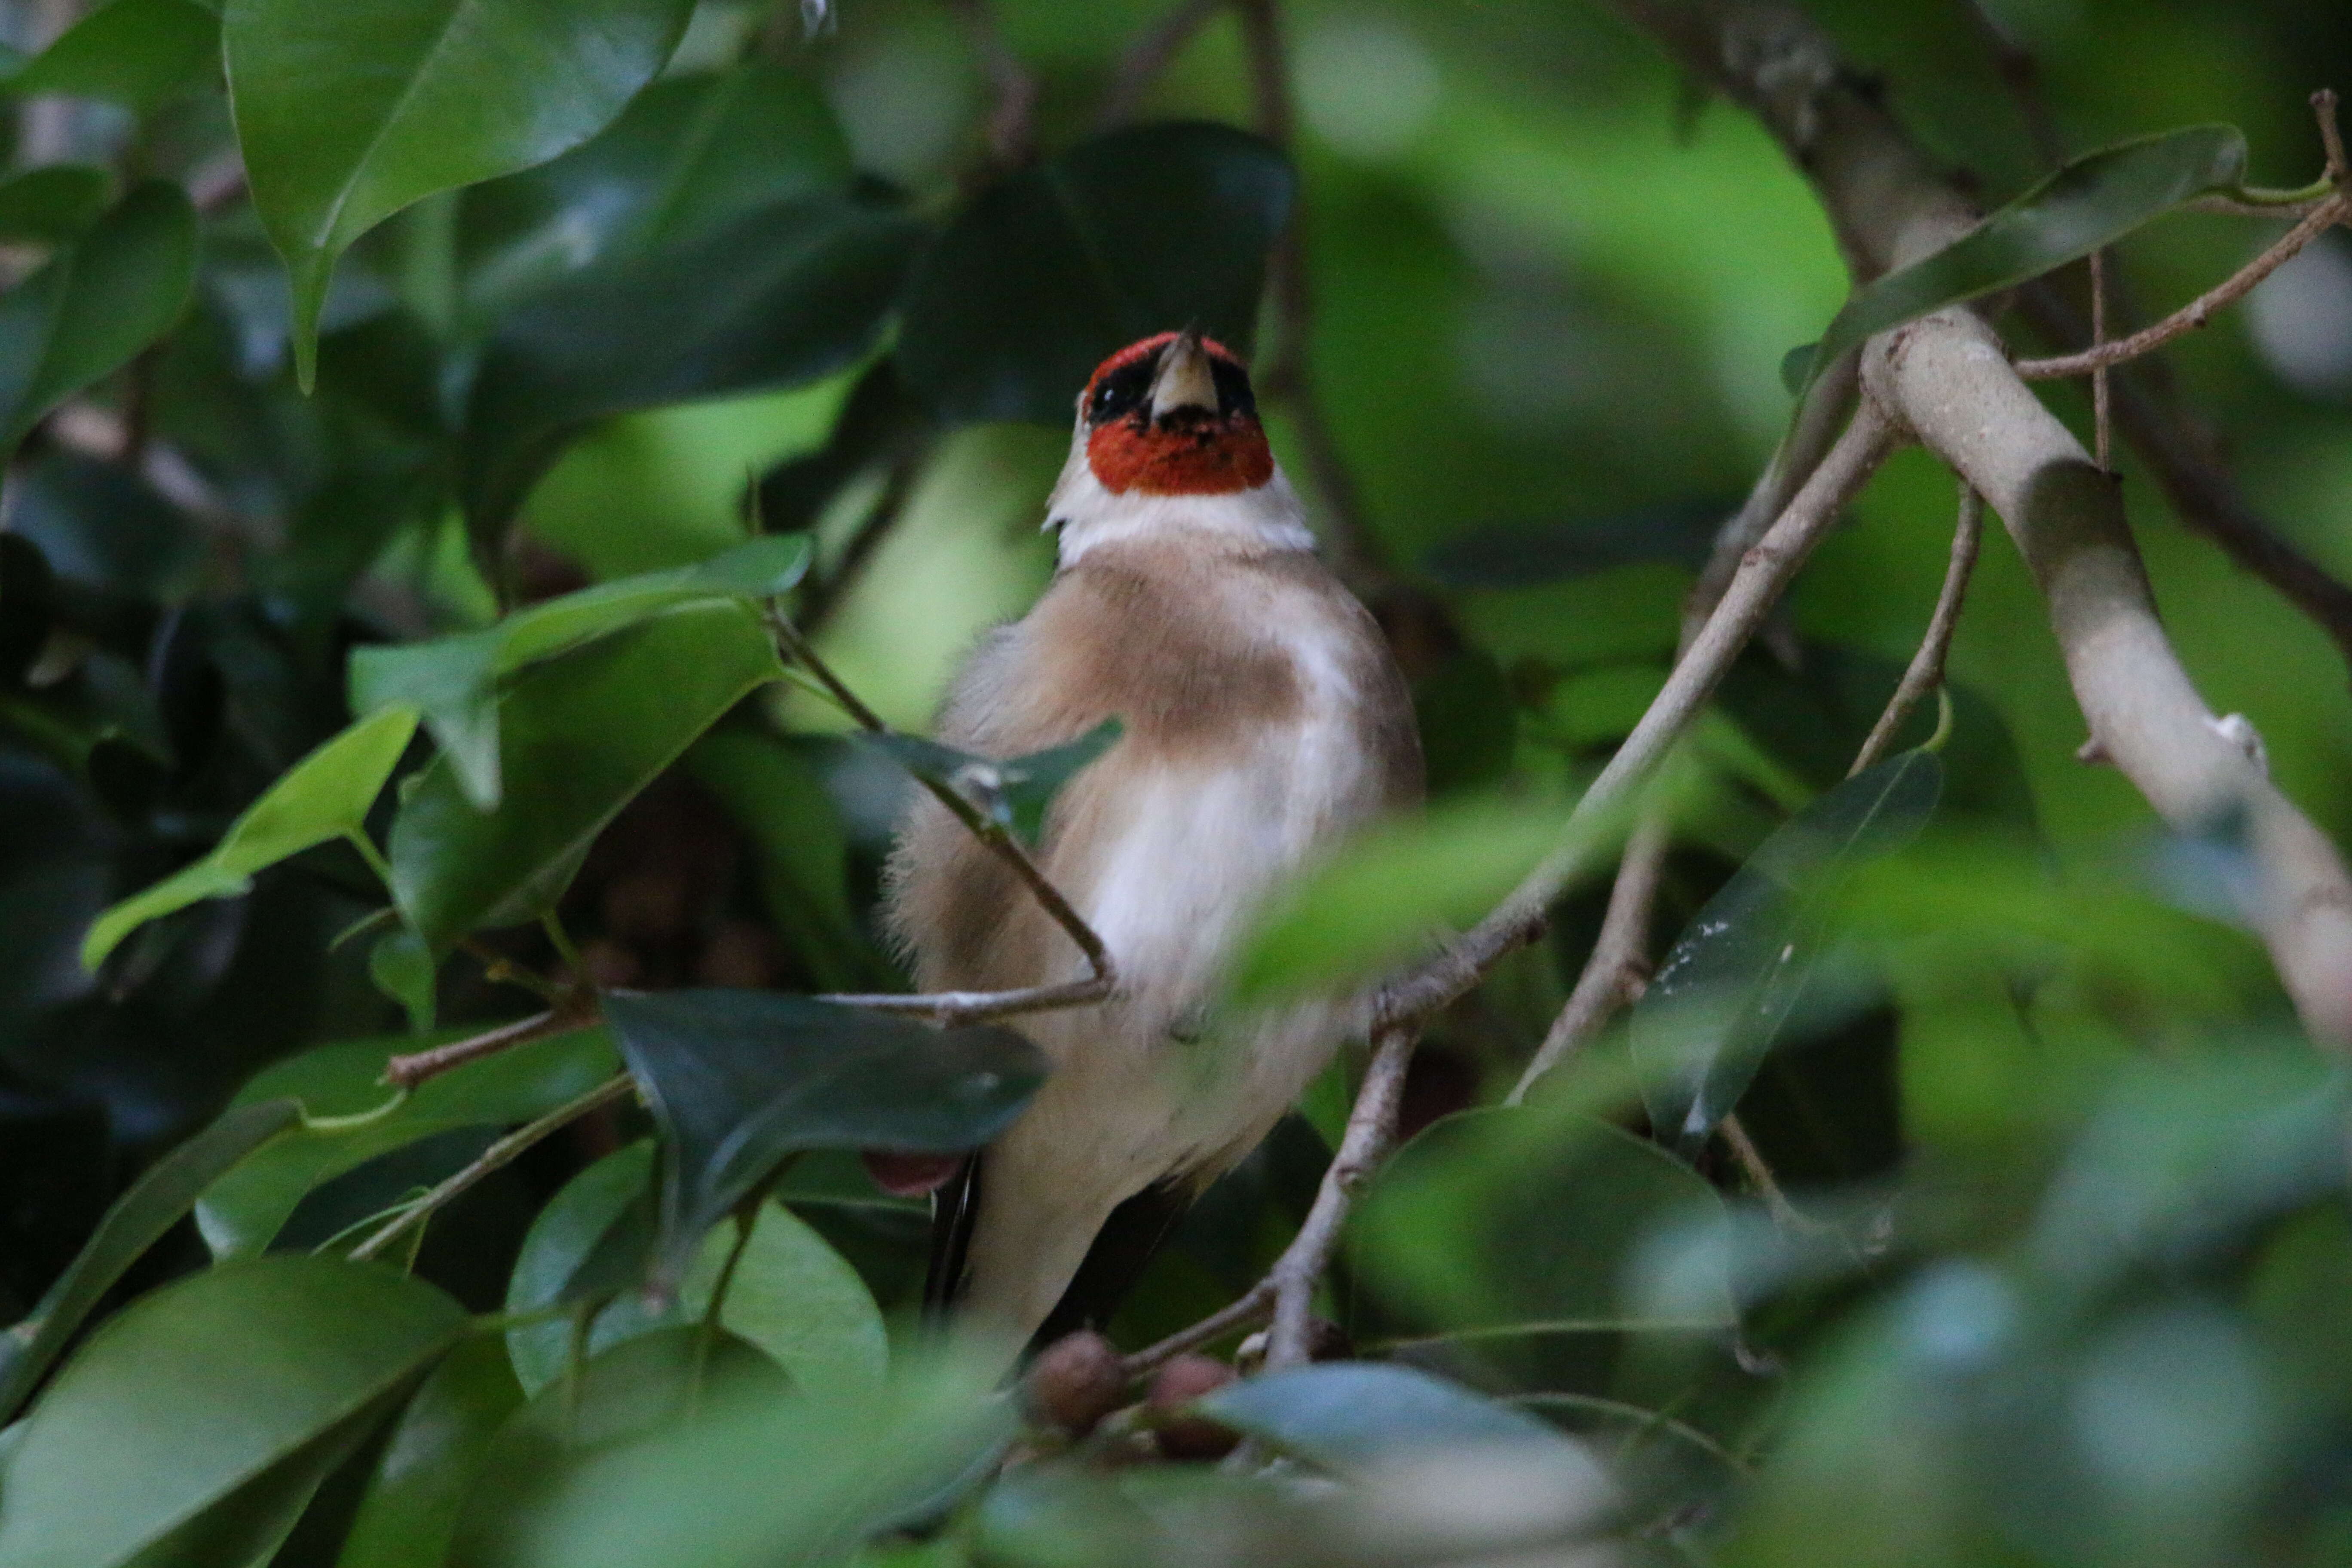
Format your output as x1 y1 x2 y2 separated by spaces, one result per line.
896 122 1292 425
458 190 920 541
1630 749 1941 1152
1232 797 1613 1005
196 1024 616 1258
0 165 111 243
861 718 1121 845
387 600 782 951
0 1098 302 1422
1413 648 1517 796
0 1256 466 1568
450 1343 1011 1568
1791 126 2258 398
3 449 204 598
335 1335 522 1568
457 62 852 327
350 534 808 809
368 924 438 1033
1198 1362 1601 1480
80 704 420 969
602 989 1045 1289
503 1141 887 1398
0 181 198 458
1351 1107 1731 1349
686 728 877 993
224 0 697 386
4 0 217 111
1423 499 1732 588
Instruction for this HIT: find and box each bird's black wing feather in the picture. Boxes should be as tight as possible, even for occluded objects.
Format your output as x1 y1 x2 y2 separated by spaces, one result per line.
923 1153 986 1320
1030 1179 1191 1350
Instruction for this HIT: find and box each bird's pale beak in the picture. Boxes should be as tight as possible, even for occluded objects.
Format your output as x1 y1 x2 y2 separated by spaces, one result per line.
1147 330 1219 420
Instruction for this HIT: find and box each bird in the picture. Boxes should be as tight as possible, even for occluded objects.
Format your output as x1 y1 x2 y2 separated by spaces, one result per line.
881 327 1423 1354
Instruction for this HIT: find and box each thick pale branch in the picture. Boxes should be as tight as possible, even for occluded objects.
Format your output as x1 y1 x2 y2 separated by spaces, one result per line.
1850 482 1983 777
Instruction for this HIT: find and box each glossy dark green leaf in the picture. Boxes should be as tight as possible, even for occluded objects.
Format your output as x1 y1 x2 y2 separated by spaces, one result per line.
335 1336 522 1568
349 533 809 810
895 121 1292 425
458 190 921 541
457 61 852 328
196 1024 616 1258
120 1395 395 1568
0 181 198 458
1198 1363 1597 1479
861 717 1121 845
1422 499 1732 588
5 0 217 111
602 989 1046 1289
1629 750 1942 1151
1351 1107 1731 1347
80 704 419 969
387 600 783 951
0 1098 302 1423
0 1256 466 1568
0 165 111 243
224 0 697 386
503 1141 885 1398
1794 125 2254 399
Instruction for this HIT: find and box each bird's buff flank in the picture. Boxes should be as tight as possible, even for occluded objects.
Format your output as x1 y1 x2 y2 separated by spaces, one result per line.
882 328 1422 1358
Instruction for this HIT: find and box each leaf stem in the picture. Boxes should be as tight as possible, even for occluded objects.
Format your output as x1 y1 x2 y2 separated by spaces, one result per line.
1849 482 1984 778
346 830 396 893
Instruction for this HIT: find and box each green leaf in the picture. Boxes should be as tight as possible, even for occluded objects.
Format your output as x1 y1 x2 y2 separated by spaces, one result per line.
349 533 809 810
895 121 1293 425
334 1336 522 1568
121 1396 395 1568
503 1141 886 1399
1197 1363 1598 1479
5 0 217 112
386 600 782 951
1629 749 1942 1152
1351 1108 1731 1347
0 1256 466 1568
0 181 198 458
81 704 419 970
457 61 852 328
0 165 113 244
1231 797 1602 1005
223 0 698 387
368 924 438 1034
861 717 1122 845
1795 125 2254 400
601 989 1046 1289
0 1099 302 1423
458 189 920 541
685 729 876 994
196 1023 617 1259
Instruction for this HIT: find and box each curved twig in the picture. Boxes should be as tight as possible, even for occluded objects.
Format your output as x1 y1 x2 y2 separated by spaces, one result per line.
1849 482 1984 777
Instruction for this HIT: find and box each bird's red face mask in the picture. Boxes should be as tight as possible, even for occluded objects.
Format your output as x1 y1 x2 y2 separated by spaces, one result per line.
1079 330 1274 496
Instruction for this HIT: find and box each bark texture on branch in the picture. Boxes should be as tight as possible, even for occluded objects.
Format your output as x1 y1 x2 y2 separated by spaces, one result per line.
1608 0 2352 1045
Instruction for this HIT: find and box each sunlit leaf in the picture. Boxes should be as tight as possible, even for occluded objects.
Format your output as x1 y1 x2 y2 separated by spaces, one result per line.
224 0 696 386
196 1024 616 1258
349 533 810 809
0 1098 301 1422
458 190 920 542
896 122 1292 425
1629 749 1941 1151
80 703 420 969
601 989 1045 1289
1792 126 2257 398
4 0 217 112
0 1256 466 1568
861 718 1121 845
387 601 782 951
0 181 198 458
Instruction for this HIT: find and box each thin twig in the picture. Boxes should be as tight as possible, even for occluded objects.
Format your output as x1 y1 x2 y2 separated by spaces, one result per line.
2317 88 2347 184
2088 248 2112 471
813 977 1110 1028
383 1005 592 1090
348 1074 637 1261
1717 1112 1807 1232
2014 194 2350 381
1850 483 1984 777
941 0 1038 170
1094 0 1221 128
1506 815 1665 1105
1124 1282 1274 1376
768 612 1117 992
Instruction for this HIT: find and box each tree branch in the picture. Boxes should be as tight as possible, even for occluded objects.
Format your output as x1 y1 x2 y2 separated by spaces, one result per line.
1604 0 2352 1045
1506 815 1666 1104
383 1004 593 1090
1849 481 1983 777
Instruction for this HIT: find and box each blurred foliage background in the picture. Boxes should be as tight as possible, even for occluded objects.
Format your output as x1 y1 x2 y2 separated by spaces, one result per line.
3 0 2352 1562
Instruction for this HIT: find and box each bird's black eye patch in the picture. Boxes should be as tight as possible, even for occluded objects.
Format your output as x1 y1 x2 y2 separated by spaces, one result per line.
1088 354 1158 425
1210 357 1256 419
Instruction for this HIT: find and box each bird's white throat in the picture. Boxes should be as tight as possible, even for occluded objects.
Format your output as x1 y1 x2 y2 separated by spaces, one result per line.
1044 451 1317 568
